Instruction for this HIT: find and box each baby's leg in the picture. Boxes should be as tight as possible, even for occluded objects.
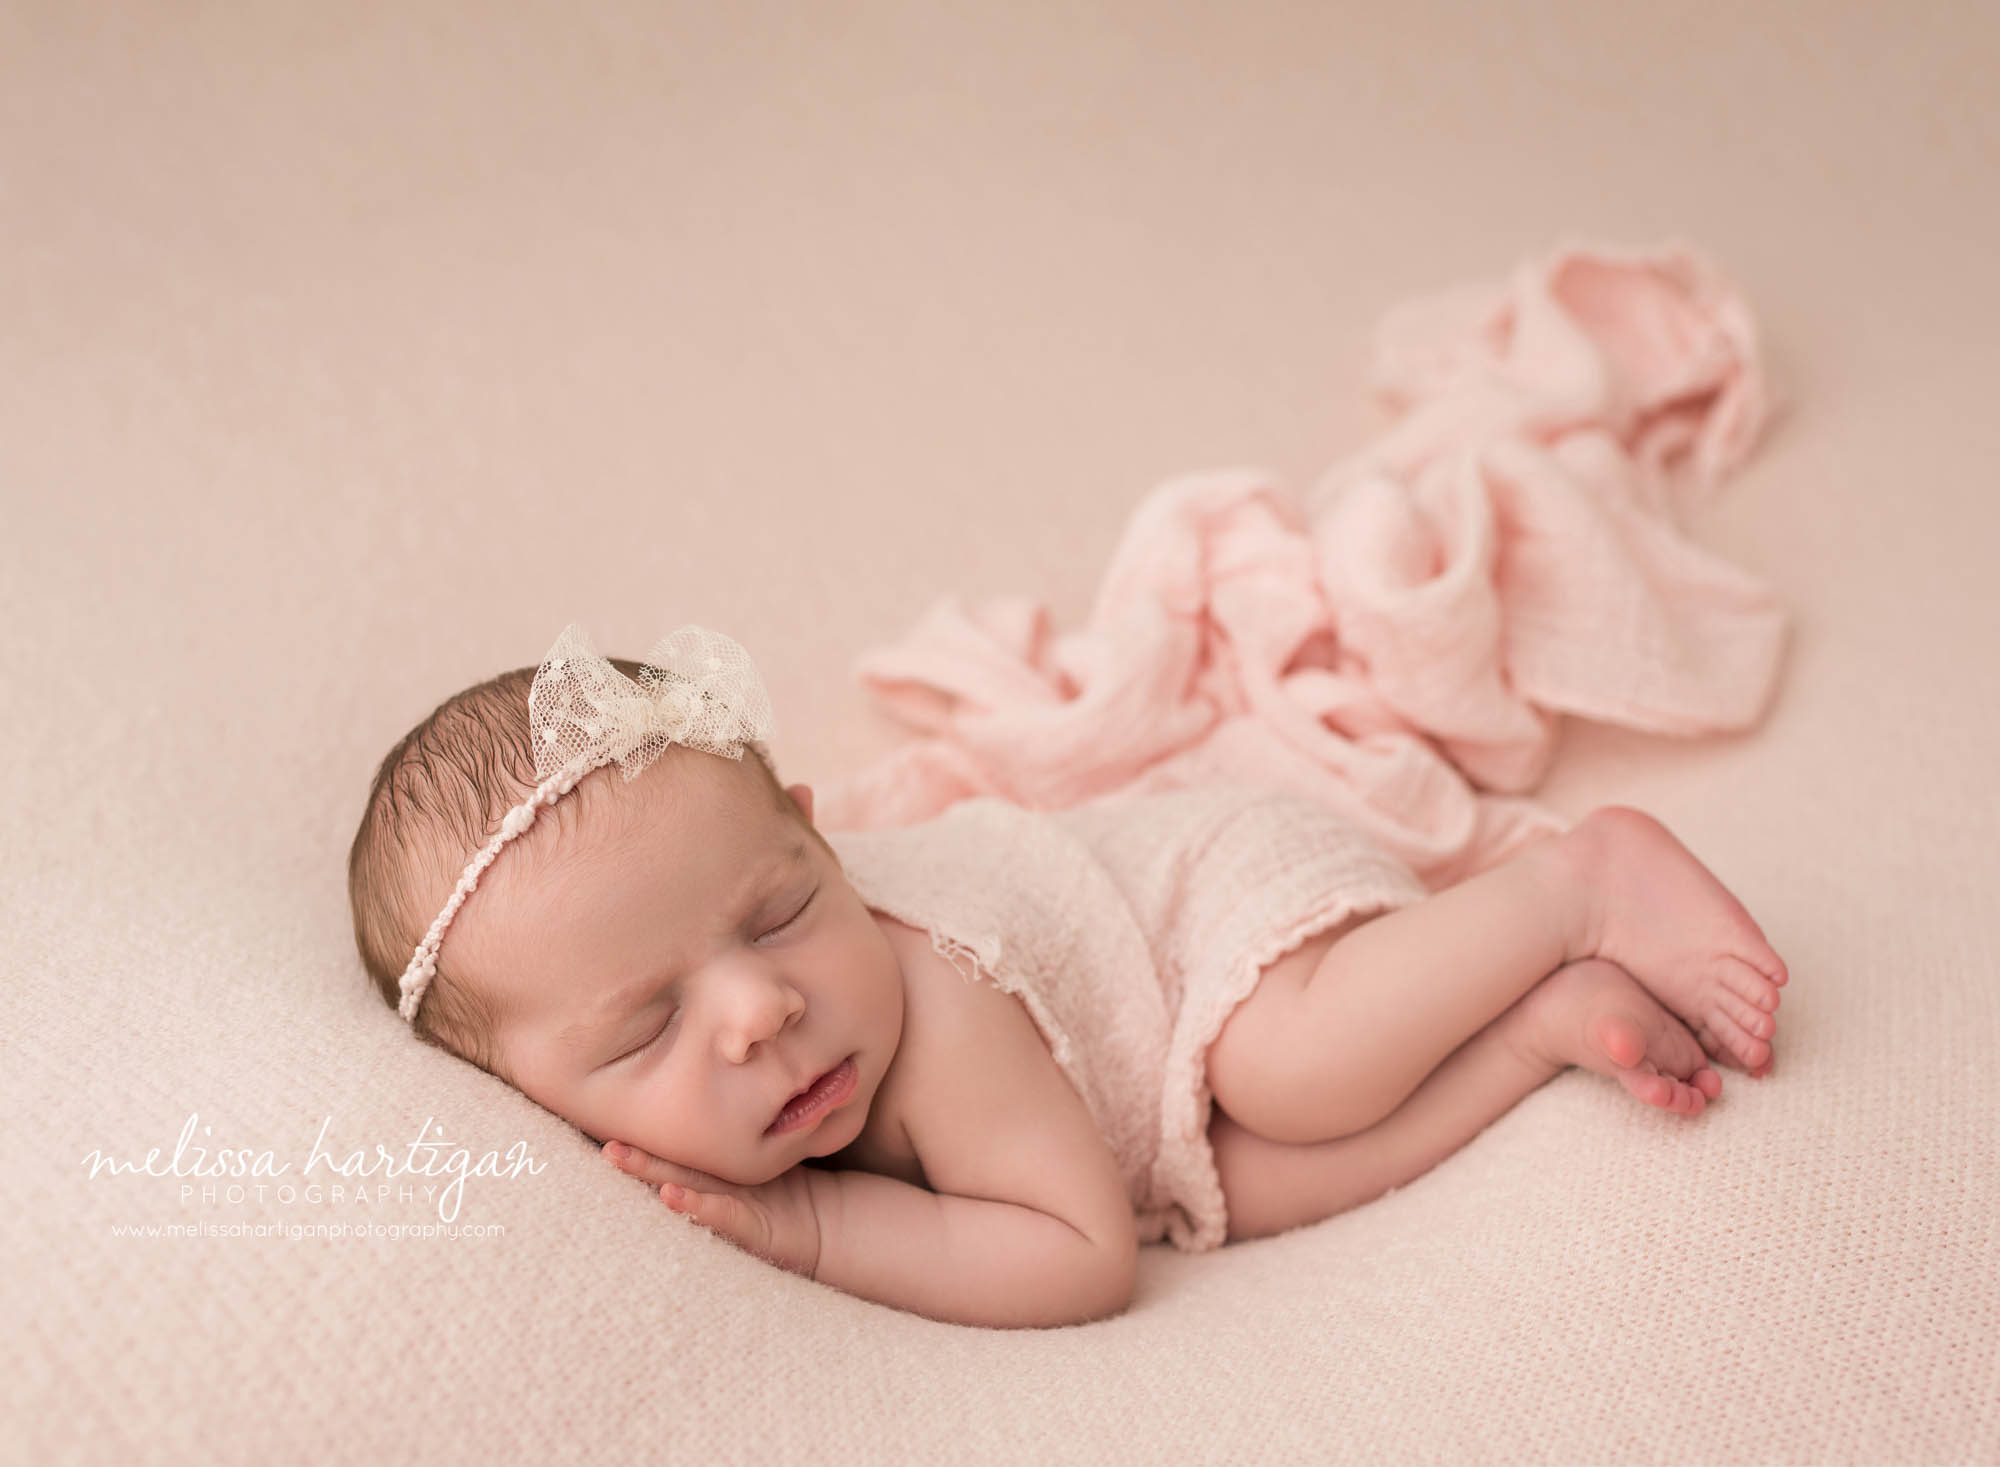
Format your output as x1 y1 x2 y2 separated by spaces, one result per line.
1207 805 1788 1146
1211 957 1717 1243
1207 830 1589 1144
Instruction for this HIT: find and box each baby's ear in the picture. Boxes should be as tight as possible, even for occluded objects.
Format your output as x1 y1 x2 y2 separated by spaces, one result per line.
785 782 815 827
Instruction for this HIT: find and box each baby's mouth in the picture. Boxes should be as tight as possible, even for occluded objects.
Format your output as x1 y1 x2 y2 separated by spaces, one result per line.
766 1055 857 1135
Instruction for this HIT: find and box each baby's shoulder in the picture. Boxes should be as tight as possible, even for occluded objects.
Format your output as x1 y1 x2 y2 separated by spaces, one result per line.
828 910 1059 1187
818 913 982 1188
874 908 1048 1054
863 911 1134 1254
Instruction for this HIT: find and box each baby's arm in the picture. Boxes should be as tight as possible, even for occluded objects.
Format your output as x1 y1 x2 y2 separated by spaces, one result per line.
609 1147 1127 1328
612 961 1138 1327
804 961 1139 1329
805 1167 1129 1329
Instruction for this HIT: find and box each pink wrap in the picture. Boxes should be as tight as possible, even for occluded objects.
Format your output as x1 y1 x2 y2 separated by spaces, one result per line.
829 784 1430 1253
818 237 1791 891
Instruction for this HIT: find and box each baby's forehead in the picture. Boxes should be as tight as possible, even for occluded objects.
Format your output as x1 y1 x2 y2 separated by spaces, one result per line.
599 750 765 838
531 752 774 880
509 769 799 965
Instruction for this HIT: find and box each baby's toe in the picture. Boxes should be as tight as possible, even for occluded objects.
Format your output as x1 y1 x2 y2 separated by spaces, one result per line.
1715 989 1776 1041
1619 1065 1674 1109
1719 958 1779 1013
1657 1071 1702 1115
1706 1004 1773 1070
1693 1021 1755 1075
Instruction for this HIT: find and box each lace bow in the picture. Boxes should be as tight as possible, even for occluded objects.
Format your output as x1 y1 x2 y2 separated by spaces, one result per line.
528 622 775 785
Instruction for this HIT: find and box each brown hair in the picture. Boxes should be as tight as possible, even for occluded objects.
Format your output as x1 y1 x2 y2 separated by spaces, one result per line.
347 656 814 1085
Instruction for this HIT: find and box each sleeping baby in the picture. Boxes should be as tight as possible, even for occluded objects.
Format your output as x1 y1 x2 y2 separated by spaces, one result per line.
348 623 1788 1329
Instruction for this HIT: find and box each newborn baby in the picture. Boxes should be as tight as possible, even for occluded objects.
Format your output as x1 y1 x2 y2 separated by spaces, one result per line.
349 624 1789 1330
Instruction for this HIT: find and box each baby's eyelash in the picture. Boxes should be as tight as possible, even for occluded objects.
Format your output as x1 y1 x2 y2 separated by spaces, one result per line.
609 1027 661 1066
763 889 816 939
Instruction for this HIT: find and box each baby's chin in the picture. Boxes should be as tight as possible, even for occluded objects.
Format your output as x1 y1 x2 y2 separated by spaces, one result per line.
739 1123 858 1184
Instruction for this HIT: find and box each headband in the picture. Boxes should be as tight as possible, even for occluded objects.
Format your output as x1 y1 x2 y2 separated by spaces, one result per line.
397 621 775 1022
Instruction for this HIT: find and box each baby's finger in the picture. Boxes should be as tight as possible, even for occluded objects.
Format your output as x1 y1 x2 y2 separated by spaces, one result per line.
606 1144 737 1197
661 1182 727 1234
603 1141 687 1187
663 1184 770 1261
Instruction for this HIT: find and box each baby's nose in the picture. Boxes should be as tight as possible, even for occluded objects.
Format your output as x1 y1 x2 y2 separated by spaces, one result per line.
713 977 803 1058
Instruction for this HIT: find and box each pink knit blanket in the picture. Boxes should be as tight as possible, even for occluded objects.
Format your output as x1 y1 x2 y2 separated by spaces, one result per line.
815 237 1792 887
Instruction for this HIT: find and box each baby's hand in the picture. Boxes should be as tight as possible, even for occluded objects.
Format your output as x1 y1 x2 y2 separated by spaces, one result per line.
602 1141 822 1280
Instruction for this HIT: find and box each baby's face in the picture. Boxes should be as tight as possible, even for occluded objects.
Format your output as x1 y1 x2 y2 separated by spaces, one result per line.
445 750 905 1187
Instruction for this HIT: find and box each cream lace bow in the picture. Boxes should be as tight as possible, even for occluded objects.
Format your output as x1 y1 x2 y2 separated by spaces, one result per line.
528 622 774 786
397 622 775 1022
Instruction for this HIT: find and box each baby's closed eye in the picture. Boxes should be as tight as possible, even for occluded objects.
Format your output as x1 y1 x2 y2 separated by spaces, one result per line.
606 888 821 1066
761 889 815 940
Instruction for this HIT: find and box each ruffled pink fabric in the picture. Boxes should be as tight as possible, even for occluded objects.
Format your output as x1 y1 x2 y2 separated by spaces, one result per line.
816 237 1792 887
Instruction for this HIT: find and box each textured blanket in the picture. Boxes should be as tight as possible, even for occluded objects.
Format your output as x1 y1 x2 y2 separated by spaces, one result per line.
9 12 1995 1453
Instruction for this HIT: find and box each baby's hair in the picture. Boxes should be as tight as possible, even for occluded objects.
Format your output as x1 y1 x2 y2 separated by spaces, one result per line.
348 655 813 1085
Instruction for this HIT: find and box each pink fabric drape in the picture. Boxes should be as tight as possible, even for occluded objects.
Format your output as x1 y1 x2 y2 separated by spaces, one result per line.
816 237 1792 888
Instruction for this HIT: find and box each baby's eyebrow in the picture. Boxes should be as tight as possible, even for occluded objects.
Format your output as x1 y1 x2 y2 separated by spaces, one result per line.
555 840 811 1056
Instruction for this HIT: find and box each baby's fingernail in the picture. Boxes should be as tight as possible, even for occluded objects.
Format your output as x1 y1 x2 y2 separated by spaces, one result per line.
663 1183 685 1204
604 1143 626 1164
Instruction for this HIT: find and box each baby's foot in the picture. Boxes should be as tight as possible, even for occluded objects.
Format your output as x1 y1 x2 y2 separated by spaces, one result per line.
1507 957 1723 1115
1563 806 1789 1078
